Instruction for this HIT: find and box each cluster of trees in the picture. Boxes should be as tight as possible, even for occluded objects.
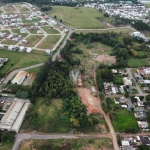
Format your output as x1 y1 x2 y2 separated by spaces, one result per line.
96 68 113 91
114 16 150 31
16 90 29 99
63 95 99 128
41 6 52 11
0 131 15 143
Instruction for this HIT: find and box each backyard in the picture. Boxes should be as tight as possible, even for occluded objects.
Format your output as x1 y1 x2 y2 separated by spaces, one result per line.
37 35 61 49
19 138 113 150
48 6 113 28
11 29 28 37
0 49 48 75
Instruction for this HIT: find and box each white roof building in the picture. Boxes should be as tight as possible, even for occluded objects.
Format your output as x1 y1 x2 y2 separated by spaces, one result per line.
11 71 28 85
0 98 30 132
26 47 32 53
143 68 150 74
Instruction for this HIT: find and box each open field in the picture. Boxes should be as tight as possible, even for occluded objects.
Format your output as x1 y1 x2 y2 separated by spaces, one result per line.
0 49 48 75
37 35 61 49
27 27 41 34
19 138 113 150
128 58 150 67
2 5 16 12
48 6 114 28
26 66 41 73
21 98 107 133
41 26 60 34
145 4 150 8
75 28 134 34
20 35 44 47
112 109 139 132
1 39 18 45
11 29 28 37
0 142 13 150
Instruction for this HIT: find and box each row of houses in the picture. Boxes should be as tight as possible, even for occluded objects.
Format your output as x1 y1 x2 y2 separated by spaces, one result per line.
120 135 150 150
98 3 150 22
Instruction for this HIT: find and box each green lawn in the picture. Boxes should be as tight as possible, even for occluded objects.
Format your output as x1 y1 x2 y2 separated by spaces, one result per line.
113 109 139 132
1 30 11 34
22 18 41 23
0 49 48 75
145 4 150 8
113 76 123 85
75 27 134 34
21 98 71 133
26 66 41 73
20 35 44 47
11 29 28 37
1 39 18 45
41 26 60 34
0 142 14 150
37 35 61 49
19 138 113 150
48 6 111 28
28 28 40 34
128 58 149 67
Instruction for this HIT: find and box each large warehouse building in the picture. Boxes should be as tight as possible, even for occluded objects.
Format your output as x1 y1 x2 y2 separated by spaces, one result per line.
0 98 30 132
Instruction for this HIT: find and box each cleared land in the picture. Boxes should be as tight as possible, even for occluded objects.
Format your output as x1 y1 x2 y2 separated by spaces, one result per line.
75 28 134 34
20 35 44 47
41 26 60 34
48 6 113 28
22 18 41 23
0 49 48 74
19 138 113 150
37 35 61 49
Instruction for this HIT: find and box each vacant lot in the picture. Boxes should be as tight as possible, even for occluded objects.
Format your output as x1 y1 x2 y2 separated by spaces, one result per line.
75 27 134 34
11 29 28 37
22 18 41 24
20 35 44 47
19 138 113 150
48 6 113 28
1 30 11 35
41 26 60 34
0 49 48 75
2 5 16 12
1 39 18 45
37 35 61 49
112 109 139 132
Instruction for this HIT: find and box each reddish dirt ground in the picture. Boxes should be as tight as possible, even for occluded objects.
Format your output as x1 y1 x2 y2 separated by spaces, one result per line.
96 54 116 64
77 88 101 114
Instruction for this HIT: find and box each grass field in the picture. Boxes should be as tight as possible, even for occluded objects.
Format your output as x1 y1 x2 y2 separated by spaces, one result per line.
0 49 48 75
1 30 11 34
128 58 149 67
145 4 150 8
26 66 41 73
22 18 41 24
112 109 139 132
75 27 134 34
48 6 113 28
20 35 44 47
0 142 13 150
11 29 28 37
28 27 40 34
19 138 113 150
1 39 18 45
41 26 60 34
37 35 61 49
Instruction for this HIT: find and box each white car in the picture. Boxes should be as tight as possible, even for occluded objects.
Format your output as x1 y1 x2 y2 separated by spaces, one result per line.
63 136 66 138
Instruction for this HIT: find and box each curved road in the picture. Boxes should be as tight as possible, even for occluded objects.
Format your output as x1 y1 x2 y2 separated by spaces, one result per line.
3 63 44 84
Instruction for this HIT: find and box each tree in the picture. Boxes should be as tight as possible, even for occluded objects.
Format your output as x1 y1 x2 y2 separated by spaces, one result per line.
70 117 79 128
125 91 129 98
54 15 57 19
99 92 105 101
137 144 150 150
60 19 62 22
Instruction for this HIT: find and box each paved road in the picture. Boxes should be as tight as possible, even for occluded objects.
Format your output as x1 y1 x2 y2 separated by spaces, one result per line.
126 68 145 96
12 133 111 150
3 63 43 84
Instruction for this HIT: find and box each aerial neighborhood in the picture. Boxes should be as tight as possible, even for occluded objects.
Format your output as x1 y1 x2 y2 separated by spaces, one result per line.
1 0 150 150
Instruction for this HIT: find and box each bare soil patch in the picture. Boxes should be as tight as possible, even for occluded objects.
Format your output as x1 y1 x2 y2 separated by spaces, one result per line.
95 54 116 64
77 88 101 114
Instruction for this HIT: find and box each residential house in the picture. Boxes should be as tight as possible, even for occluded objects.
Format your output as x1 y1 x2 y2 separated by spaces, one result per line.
114 97 120 104
120 96 127 103
37 30 43 34
18 46 25 52
123 77 132 86
45 49 51 55
137 121 148 129
26 47 32 53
